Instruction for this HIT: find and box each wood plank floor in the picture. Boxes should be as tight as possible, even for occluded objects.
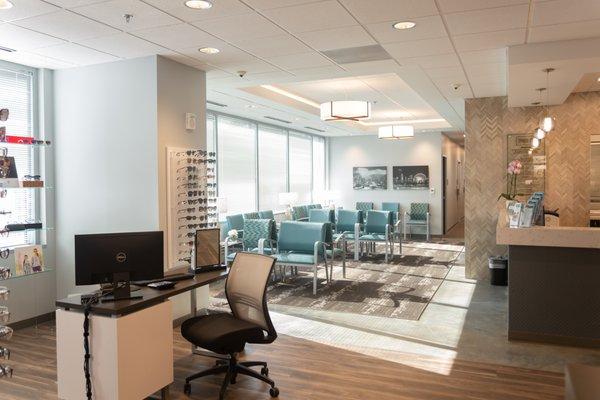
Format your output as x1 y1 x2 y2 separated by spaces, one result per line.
1 322 564 400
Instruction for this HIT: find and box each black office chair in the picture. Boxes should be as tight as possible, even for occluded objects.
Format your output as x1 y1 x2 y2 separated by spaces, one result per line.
181 252 279 399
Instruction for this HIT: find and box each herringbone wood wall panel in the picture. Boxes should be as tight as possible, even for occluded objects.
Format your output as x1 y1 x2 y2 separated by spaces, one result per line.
465 92 598 279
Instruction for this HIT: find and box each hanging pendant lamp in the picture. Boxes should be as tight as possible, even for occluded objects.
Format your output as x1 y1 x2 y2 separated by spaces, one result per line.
540 68 555 133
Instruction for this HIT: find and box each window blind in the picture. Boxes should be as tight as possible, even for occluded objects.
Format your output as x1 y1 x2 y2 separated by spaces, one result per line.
258 125 287 211
0 66 35 247
289 132 312 204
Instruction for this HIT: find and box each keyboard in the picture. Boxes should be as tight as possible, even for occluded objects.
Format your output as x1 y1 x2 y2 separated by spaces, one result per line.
131 273 194 286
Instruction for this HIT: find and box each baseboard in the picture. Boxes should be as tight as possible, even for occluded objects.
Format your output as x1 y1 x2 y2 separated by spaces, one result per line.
8 312 55 330
509 330 600 348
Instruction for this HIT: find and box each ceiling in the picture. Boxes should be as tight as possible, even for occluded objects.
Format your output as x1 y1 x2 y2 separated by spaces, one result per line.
2 0 600 136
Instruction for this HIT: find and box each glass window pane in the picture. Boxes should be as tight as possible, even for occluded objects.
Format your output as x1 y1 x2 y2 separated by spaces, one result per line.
217 116 256 214
258 125 287 212
206 113 216 154
289 132 312 204
312 136 325 203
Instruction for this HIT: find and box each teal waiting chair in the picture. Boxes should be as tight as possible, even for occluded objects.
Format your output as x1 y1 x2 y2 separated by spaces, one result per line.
308 209 335 224
333 210 363 243
224 219 277 263
226 214 245 238
404 203 430 241
323 222 347 278
382 202 402 241
292 205 309 221
355 210 395 263
356 202 373 212
242 212 260 220
258 210 275 220
274 221 330 295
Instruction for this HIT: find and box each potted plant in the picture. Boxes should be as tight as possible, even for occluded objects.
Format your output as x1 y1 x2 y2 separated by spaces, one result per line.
498 159 522 201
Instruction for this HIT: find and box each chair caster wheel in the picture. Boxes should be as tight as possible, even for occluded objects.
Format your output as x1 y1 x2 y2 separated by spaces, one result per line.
183 382 191 395
269 387 279 397
261 367 269 376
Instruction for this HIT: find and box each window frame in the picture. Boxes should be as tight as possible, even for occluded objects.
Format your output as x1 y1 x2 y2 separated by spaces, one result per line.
206 111 328 213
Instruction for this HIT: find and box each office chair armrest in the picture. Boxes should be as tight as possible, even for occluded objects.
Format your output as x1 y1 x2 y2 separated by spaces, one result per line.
334 231 346 244
313 241 326 260
385 224 392 239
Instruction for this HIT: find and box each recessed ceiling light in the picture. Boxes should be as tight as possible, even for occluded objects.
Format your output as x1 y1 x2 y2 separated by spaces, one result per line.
393 21 416 30
185 0 212 10
199 47 219 54
0 0 14 9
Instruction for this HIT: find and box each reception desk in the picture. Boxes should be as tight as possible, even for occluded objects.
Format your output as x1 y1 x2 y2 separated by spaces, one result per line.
497 211 600 348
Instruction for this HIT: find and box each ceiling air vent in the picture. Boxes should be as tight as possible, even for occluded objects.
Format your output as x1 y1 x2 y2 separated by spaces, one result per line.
305 126 325 133
321 45 391 64
207 100 227 107
264 116 291 124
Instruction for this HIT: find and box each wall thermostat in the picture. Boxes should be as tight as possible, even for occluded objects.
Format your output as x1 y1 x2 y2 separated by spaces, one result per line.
185 113 196 130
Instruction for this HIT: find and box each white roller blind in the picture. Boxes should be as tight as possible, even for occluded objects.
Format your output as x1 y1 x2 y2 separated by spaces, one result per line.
0 66 35 247
217 116 257 214
258 125 287 211
289 132 312 204
312 136 326 200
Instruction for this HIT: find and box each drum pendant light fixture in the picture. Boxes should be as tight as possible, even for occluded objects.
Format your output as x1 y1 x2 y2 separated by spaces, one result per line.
378 125 414 140
540 68 555 133
320 101 371 121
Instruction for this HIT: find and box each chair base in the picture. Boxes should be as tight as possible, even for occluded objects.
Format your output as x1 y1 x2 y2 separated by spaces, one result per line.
184 353 279 400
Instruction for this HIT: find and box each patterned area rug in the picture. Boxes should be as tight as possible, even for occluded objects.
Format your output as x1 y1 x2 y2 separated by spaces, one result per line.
211 242 462 321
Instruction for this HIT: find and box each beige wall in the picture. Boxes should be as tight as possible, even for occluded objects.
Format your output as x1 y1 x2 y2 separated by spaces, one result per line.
442 136 465 232
465 92 599 279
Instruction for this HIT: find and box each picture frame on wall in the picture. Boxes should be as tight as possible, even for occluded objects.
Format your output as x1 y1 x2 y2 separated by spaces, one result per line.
353 166 388 190
393 165 429 190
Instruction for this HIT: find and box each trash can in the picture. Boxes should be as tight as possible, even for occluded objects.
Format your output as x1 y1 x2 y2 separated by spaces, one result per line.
489 256 508 286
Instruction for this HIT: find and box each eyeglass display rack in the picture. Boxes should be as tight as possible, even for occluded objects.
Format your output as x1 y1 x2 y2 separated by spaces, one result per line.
0 121 54 380
166 147 218 269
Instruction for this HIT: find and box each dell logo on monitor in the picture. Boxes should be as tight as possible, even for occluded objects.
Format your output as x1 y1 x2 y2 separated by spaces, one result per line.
115 252 127 263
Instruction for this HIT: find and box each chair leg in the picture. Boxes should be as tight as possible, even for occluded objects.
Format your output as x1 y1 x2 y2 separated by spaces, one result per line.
240 361 267 368
219 368 233 400
354 237 359 261
237 364 276 388
313 265 317 295
342 249 346 279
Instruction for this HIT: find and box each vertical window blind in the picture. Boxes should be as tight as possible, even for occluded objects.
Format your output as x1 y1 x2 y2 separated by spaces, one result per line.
258 125 287 212
312 136 326 200
216 116 257 215
0 66 35 247
289 132 312 205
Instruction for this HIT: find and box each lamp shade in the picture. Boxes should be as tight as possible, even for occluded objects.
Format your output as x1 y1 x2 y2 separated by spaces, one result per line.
278 192 298 206
378 125 414 139
541 116 554 133
535 128 545 140
216 197 228 213
531 137 540 149
320 101 370 121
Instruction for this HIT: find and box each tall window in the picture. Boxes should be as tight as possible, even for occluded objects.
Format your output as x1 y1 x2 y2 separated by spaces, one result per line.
217 116 256 214
289 132 312 204
258 125 287 211
312 136 326 201
206 113 216 154
0 64 36 247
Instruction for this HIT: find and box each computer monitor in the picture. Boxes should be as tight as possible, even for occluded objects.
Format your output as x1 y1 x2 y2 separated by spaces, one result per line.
75 231 164 300
194 228 221 269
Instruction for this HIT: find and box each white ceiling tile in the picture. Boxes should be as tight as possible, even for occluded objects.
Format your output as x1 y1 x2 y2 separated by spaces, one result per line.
218 59 280 75
453 28 525 52
262 1 356 33
142 0 251 23
233 35 310 58
77 33 166 58
464 62 506 80
424 65 465 78
532 0 600 26
432 75 473 98
0 50 75 69
290 64 345 79
383 37 454 59
14 10 119 40
342 59 399 74
32 42 119 65
458 48 506 65
528 19 600 43
243 0 324 10
471 81 506 98
444 4 529 36
296 25 376 51
0 23 65 50
437 0 528 13
132 23 217 49
339 0 438 24
72 0 179 31
45 0 109 7
192 13 285 41
0 0 59 22
268 52 333 70
396 53 461 68
365 15 447 44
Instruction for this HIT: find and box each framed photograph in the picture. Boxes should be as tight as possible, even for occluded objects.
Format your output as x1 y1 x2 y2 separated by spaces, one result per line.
393 165 429 190
14 245 45 276
353 166 388 190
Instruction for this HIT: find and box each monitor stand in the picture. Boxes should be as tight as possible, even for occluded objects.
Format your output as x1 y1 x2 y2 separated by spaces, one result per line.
101 272 144 302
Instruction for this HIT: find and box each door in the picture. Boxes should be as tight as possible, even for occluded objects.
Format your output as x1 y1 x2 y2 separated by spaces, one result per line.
442 156 447 234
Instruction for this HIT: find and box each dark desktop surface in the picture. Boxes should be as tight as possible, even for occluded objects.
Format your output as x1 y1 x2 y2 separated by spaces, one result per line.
56 267 228 316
